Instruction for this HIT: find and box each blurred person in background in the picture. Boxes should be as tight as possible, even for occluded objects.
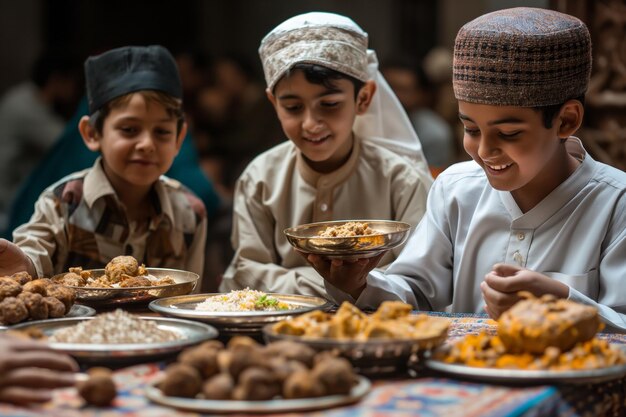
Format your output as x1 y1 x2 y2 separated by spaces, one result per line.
382 57 455 176
0 50 83 231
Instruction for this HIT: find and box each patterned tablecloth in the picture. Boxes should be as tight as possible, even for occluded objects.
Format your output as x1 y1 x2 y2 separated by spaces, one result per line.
2 314 626 417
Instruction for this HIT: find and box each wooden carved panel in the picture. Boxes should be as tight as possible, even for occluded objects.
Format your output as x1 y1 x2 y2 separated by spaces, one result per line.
555 0 626 171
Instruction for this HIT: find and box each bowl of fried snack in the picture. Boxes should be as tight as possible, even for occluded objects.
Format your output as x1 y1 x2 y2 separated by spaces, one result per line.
284 220 411 259
426 292 626 384
51 255 199 306
264 301 450 375
145 336 371 413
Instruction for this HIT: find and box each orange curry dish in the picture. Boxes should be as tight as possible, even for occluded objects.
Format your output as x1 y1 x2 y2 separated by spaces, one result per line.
317 222 379 238
439 293 626 371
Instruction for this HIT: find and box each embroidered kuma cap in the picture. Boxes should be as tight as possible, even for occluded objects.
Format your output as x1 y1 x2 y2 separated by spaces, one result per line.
259 12 370 91
453 7 592 107
84 45 183 114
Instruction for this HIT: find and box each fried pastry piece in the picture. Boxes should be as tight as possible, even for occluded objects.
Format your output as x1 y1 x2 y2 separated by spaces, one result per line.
57 272 86 287
104 256 139 282
10 271 33 286
158 363 202 398
43 296 66 318
77 368 117 407
498 292 601 354
17 292 49 320
0 297 29 324
119 276 152 288
45 284 76 312
371 301 412 320
22 278 53 296
0 277 22 300
202 373 234 400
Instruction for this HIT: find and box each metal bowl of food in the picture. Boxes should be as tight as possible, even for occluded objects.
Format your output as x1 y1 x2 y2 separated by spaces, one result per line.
284 220 412 259
51 268 199 307
150 291 332 336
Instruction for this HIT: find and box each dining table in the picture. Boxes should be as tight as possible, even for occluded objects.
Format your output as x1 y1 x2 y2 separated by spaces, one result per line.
2 311 625 417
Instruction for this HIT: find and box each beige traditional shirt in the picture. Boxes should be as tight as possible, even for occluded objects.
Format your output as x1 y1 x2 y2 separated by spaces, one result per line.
220 136 431 298
13 158 207 278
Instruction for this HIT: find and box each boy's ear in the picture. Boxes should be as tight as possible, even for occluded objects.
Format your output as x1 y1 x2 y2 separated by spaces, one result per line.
557 99 584 139
355 80 376 115
265 88 277 108
78 116 101 151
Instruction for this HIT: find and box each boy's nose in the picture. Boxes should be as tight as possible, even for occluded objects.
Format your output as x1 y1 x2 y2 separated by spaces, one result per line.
302 110 323 133
136 133 156 152
477 136 499 159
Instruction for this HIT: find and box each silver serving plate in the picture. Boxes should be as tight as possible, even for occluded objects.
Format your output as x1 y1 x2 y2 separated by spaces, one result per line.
146 374 370 413
51 268 199 306
0 304 95 329
149 293 332 336
263 322 448 375
284 220 412 259
11 316 218 365
424 345 626 385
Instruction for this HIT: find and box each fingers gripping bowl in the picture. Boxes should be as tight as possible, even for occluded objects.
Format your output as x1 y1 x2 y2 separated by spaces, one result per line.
283 220 412 259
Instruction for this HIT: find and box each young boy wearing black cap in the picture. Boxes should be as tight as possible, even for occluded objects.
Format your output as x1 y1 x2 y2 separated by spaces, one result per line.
0 45 207 279
304 8 626 331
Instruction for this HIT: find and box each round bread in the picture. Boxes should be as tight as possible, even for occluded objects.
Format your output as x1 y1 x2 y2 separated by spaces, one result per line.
498 292 601 354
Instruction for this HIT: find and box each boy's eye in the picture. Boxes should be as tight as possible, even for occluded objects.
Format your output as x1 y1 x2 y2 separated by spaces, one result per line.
281 103 302 112
498 131 521 139
463 127 480 136
321 101 339 108
119 126 138 135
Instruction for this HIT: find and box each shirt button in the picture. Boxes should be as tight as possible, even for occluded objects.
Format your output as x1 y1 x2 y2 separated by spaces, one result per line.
320 203 328 212
513 251 523 265
517 232 525 241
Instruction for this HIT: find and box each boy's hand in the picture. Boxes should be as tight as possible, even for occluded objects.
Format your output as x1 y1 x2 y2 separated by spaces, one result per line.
0 335 79 405
0 238 37 278
481 263 569 319
298 251 384 300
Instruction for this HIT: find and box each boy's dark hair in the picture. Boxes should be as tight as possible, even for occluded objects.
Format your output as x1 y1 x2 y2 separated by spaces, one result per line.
535 95 585 129
279 63 365 99
90 90 185 135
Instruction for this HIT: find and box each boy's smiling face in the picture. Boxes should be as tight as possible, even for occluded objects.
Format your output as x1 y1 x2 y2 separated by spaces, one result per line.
459 101 581 211
82 93 185 195
267 69 374 173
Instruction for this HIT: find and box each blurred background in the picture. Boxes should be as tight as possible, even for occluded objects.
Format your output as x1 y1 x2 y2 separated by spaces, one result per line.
1 0 624 287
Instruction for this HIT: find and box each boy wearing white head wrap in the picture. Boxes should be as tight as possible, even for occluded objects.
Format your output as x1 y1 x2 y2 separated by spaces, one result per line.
219 12 432 297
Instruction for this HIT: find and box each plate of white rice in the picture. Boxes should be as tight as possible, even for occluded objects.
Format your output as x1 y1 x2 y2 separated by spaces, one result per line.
149 290 332 336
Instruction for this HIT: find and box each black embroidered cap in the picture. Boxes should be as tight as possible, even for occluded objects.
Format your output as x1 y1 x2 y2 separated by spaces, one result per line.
84 45 182 114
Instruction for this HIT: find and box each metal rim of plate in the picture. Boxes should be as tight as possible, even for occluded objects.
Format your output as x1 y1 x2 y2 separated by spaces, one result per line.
10 316 218 360
424 345 626 385
0 304 95 329
51 267 199 304
149 293 332 333
145 374 370 413
263 323 448 375
283 219 412 258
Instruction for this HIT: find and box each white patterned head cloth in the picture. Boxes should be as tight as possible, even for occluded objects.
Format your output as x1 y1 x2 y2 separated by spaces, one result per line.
259 12 432 180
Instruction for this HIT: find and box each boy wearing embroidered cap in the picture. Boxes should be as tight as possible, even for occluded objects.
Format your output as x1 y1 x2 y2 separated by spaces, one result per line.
307 8 626 331
0 45 207 279
219 12 432 298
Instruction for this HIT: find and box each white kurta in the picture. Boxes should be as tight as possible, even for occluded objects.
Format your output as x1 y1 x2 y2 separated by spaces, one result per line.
330 138 626 331
220 136 432 298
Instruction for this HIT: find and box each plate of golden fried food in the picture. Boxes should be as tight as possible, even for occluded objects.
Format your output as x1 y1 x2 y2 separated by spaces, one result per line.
150 289 332 336
284 220 412 259
0 271 95 326
264 301 450 374
145 335 370 413
51 256 199 306
425 292 626 385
